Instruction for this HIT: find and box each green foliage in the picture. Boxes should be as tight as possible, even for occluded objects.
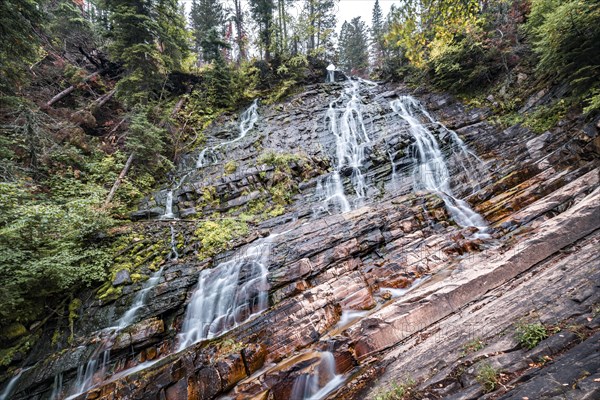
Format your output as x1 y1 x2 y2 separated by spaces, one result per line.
190 0 226 63
258 150 303 167
0 181 115 325
476 363 500 392
461 337 485 356
0 0 44 95
338 17 370 75
429 23 500 92
523 100 568 133
374 378 416 400
105 0 190 103
516 322 548 349
528 0 600 114
194 218 249 260
126 107 168 165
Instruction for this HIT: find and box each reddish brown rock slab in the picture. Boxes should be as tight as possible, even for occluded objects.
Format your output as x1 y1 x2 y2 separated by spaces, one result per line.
332 226 599 399
345 187 600 360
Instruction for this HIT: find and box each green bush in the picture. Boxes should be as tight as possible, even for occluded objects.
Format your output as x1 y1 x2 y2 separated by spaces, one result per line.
528 0 600 114
516 322 548 349
429 25 501 93
0 181 115 325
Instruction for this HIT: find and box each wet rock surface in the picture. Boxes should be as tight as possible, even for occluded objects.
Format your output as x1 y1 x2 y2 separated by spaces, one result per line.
3 79 599 400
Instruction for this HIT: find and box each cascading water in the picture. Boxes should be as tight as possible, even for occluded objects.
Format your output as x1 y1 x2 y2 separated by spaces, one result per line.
326 64 336 83
117 267 165 329
162 190 175 219
177 233 275 350
196 99 259 168
290 352 344 400
390 96 488 234
0 367 30 400
315 79 373 214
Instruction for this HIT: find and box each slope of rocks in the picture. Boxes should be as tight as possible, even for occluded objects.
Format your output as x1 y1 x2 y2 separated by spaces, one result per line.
2 79 599 400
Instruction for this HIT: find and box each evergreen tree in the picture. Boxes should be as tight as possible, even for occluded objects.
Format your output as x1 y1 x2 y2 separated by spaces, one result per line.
249 0 275 61
190 0 226 64
0 0 45 95
371 0 385 68
301 0 337 58
338 17 369 75
103 0 189 103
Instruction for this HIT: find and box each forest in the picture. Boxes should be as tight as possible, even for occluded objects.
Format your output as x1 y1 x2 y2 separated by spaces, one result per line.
0 0 599 398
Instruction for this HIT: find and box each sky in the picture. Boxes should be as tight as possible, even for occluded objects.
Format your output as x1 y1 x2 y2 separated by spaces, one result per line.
180 0 397 32
333 0 395 31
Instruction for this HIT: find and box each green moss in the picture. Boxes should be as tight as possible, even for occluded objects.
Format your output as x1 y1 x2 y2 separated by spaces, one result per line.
0 332 38 367
224 160 238 174
67 298 82 345
523 99 568 133
257 150 303 168
374 378 416 400
0 323 27 342
97 284 123 303
194 218 249 260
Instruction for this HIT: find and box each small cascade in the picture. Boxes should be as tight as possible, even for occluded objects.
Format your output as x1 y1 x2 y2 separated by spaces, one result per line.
196 99 259 168
390 96 489 234
290 352 344 400
50 373 63 400
315 79 374 213
0 367 30 400
117 267 165 329
160 171 192 220
177 234 275 350
313 172 351 215
168 225 179 261
326 64 336 83
65 344 112 400
162 190 175 219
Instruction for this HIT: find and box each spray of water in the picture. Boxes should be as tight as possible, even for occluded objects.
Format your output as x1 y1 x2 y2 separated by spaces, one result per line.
390 96 488 234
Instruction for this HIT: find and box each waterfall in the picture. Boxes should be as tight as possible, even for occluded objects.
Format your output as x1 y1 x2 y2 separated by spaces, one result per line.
196 99 259 168
117 267 165 329
168 225 179 261
315 79 373 214
326 64 336 83
177 234 275 350
290 352 344 400
50 373 63 400
0 367 30 400
390 96 488 234
162 190 175 219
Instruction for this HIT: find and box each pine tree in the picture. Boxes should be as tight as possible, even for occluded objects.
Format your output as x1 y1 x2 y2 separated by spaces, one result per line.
371 0 385 68
103 0 189 103
190 0 226 64
300 0 337 58
338 17 369 75
249 0 275 61
0 0 45 95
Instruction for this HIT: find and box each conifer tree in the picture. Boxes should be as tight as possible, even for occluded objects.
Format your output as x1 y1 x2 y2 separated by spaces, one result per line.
371 0 385 68
190 0 226 63
249 0 275 61
0 0 45 95
103 0 189 103
338 17 369 75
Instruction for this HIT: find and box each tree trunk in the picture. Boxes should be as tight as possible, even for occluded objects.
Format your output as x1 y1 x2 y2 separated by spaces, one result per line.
45 71 100 108
103 152 134 209
89 89 116 110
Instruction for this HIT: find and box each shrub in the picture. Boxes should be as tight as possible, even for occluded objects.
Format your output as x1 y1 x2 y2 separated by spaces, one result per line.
528 0 600 114
476 363 500 392
516 322 548 349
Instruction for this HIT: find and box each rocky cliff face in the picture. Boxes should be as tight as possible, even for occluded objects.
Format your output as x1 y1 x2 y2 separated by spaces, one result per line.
2 79 599 400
